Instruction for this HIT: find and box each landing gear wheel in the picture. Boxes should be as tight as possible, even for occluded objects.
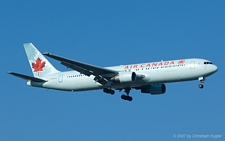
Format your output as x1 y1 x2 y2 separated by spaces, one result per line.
121 95 133 101
127 96 133 101
103 88 108 93
120 87 133 101
121 95 125 100
198 84 204 89
109 90 115 95
103 88 115 95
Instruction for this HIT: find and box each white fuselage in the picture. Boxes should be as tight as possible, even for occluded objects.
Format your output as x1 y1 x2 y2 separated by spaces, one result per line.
27 58 218 91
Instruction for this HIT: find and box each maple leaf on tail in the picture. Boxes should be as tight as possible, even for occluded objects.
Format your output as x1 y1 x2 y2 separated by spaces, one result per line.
32 57 46 72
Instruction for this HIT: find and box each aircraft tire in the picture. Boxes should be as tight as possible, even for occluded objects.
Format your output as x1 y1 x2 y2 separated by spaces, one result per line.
121 95 132 101
110 90 115 95
121 95 126 100
103 88 109 93
127 96 133 101
198 84 204 89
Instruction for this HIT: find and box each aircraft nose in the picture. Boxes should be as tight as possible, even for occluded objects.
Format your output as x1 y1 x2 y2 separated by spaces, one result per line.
212 65 218 73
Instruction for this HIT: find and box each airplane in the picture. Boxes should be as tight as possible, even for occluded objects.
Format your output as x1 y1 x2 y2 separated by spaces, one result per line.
8 43 218 101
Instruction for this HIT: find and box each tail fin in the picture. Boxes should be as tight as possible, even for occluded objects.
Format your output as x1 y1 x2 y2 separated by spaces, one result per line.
24 43 60 78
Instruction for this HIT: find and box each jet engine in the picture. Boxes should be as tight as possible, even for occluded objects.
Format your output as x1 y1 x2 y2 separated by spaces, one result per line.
111 72 136 83
141 84 166 94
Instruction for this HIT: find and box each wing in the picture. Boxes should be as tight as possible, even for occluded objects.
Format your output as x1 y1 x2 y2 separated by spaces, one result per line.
43 52 118 85
8 72 47 82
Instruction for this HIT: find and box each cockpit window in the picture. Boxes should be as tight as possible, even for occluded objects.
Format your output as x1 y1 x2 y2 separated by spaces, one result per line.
204 62 213 64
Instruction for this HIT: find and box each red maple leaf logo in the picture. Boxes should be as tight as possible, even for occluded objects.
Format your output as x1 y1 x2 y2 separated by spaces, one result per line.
178 60 185 65
32 57 46 72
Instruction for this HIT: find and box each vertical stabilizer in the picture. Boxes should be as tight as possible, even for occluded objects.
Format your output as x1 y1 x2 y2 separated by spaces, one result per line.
24 43 60 78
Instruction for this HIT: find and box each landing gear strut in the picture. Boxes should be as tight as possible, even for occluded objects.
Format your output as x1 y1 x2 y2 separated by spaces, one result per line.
121 87 133 101
103 88 115 95
198 77 205 89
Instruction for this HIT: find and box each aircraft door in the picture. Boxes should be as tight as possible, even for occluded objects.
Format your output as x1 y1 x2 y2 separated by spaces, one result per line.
190 61 195 69
58 74 63 83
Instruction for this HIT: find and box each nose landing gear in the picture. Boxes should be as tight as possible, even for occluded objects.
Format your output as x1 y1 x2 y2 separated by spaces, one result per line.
198 77 205 89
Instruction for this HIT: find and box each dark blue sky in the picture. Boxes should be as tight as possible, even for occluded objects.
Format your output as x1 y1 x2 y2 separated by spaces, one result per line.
1 1 224 140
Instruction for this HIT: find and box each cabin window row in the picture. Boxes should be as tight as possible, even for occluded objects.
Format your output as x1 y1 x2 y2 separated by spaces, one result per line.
67 74 84 78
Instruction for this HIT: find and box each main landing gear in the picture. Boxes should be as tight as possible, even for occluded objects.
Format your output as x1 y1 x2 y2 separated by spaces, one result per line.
121 87 133 101
198 77 205 89
103 88 115 95
103 87 133 101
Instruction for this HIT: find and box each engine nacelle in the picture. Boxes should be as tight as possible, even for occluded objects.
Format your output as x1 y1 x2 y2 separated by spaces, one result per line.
141 84 166 95
111 72 136 83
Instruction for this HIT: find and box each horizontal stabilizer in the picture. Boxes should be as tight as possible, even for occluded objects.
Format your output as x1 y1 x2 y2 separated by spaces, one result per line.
8 72 47 82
